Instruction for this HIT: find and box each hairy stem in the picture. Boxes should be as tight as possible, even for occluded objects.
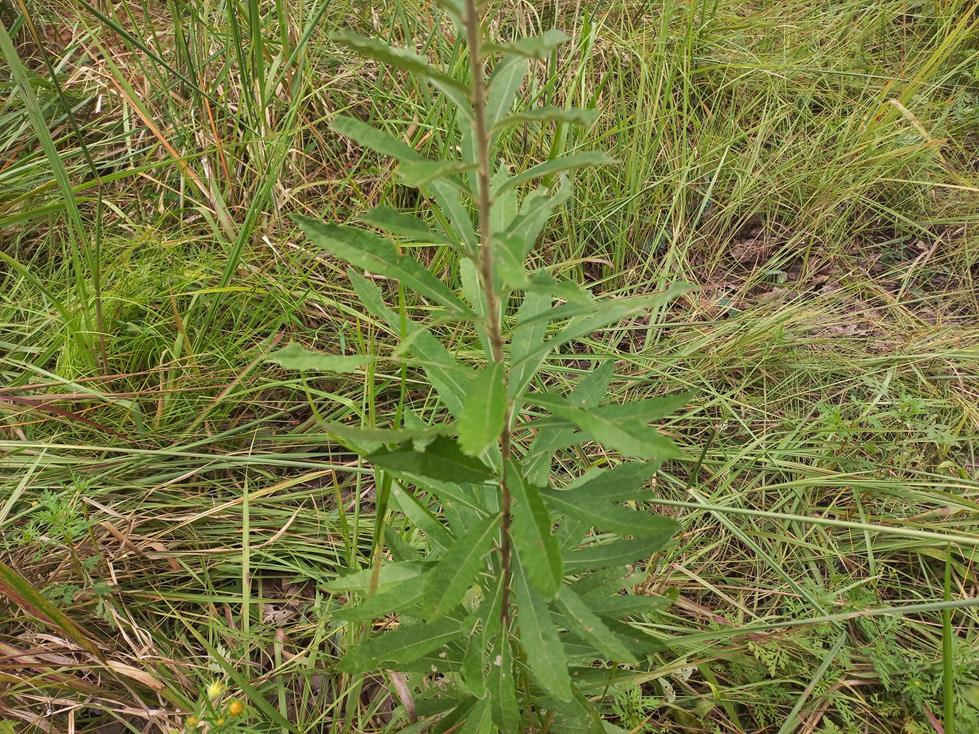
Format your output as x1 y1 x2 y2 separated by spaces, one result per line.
463 0 514 628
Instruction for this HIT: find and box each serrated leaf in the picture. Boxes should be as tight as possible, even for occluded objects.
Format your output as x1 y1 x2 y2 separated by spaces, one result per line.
325 561 430 592
457 698 494 734
369 436 494 483
564 462 657 503
398 160 473 189
508 289 551 399
422 513 500 620
590 392 693 422
359 205 448 243
492 106 598 132
389 481 454 551
265 342 372 372
556 586 638 664
505 177 572 259
523 362 614 485
487 54 529 128
541 489 681 539
564 536 673 571
514 562 572 701
321 422 450 454
509 463 562 597
295 217 466 313
497 151 614 195
348 271 474 416
541 403 682 461
489 628 519 732
457 362 507 457
335 580 426 622
332 31 471 113
338 618 464 673
331 115 421 162
500 29 570 59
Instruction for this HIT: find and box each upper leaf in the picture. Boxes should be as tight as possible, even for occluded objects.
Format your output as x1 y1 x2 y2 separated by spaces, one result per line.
294 216 467 314
421 512 501 619
514 562 572 701
359 205 449 244
369 436 495 483
332 31 471 114
457 362 507 457
509 463 562 597
266 342 371 372
331 115 422 162
496 151 614 195
492 106 598 133
540 489 681 539
492 30 571 59
555 586 638 665
338 617 465 673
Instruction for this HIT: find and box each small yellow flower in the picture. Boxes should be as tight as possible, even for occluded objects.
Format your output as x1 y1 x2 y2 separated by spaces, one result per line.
206 679 225 701
215 717 225 726
186 715 198 729
227 699 244 717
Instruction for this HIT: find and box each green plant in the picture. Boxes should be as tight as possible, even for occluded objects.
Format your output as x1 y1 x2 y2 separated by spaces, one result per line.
266 2 689 730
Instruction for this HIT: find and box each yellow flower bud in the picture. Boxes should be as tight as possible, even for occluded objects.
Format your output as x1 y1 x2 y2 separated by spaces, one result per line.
206 680 225 701
227 699 244 717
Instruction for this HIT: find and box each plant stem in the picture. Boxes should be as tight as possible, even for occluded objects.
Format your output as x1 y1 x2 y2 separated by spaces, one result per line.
463 0 514 628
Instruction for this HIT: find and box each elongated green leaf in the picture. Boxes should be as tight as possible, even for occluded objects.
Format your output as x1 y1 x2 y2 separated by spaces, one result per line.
497 151 614 194
458 362 507 457
508 290 551 399
458 698 494 734
494 235 529 289
321 423 450 454
0 561 102 659
563 462 657 503
325 561 431 592
514 562 572 701
369 436 494 483
399 160 472 189
541 489 681 539
542 403 682 461
266 342 371 372
335 580 426 622
492 106 597 132
389 481 454 550
509 464 562 597
422 513 501 619
360 205 448 243
331 115 422 162
338 618 464 673
497 29 570 59
506 177 572 258
524 362 614 485
461 631 487 698
487 54 529 128
565 536 673 571
551 282 690 349
556 587 638 664
296 217 466 313
589 392 693 422
585 592 673 618
348 271 474 416
332 31 471 113
489 628 520 732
